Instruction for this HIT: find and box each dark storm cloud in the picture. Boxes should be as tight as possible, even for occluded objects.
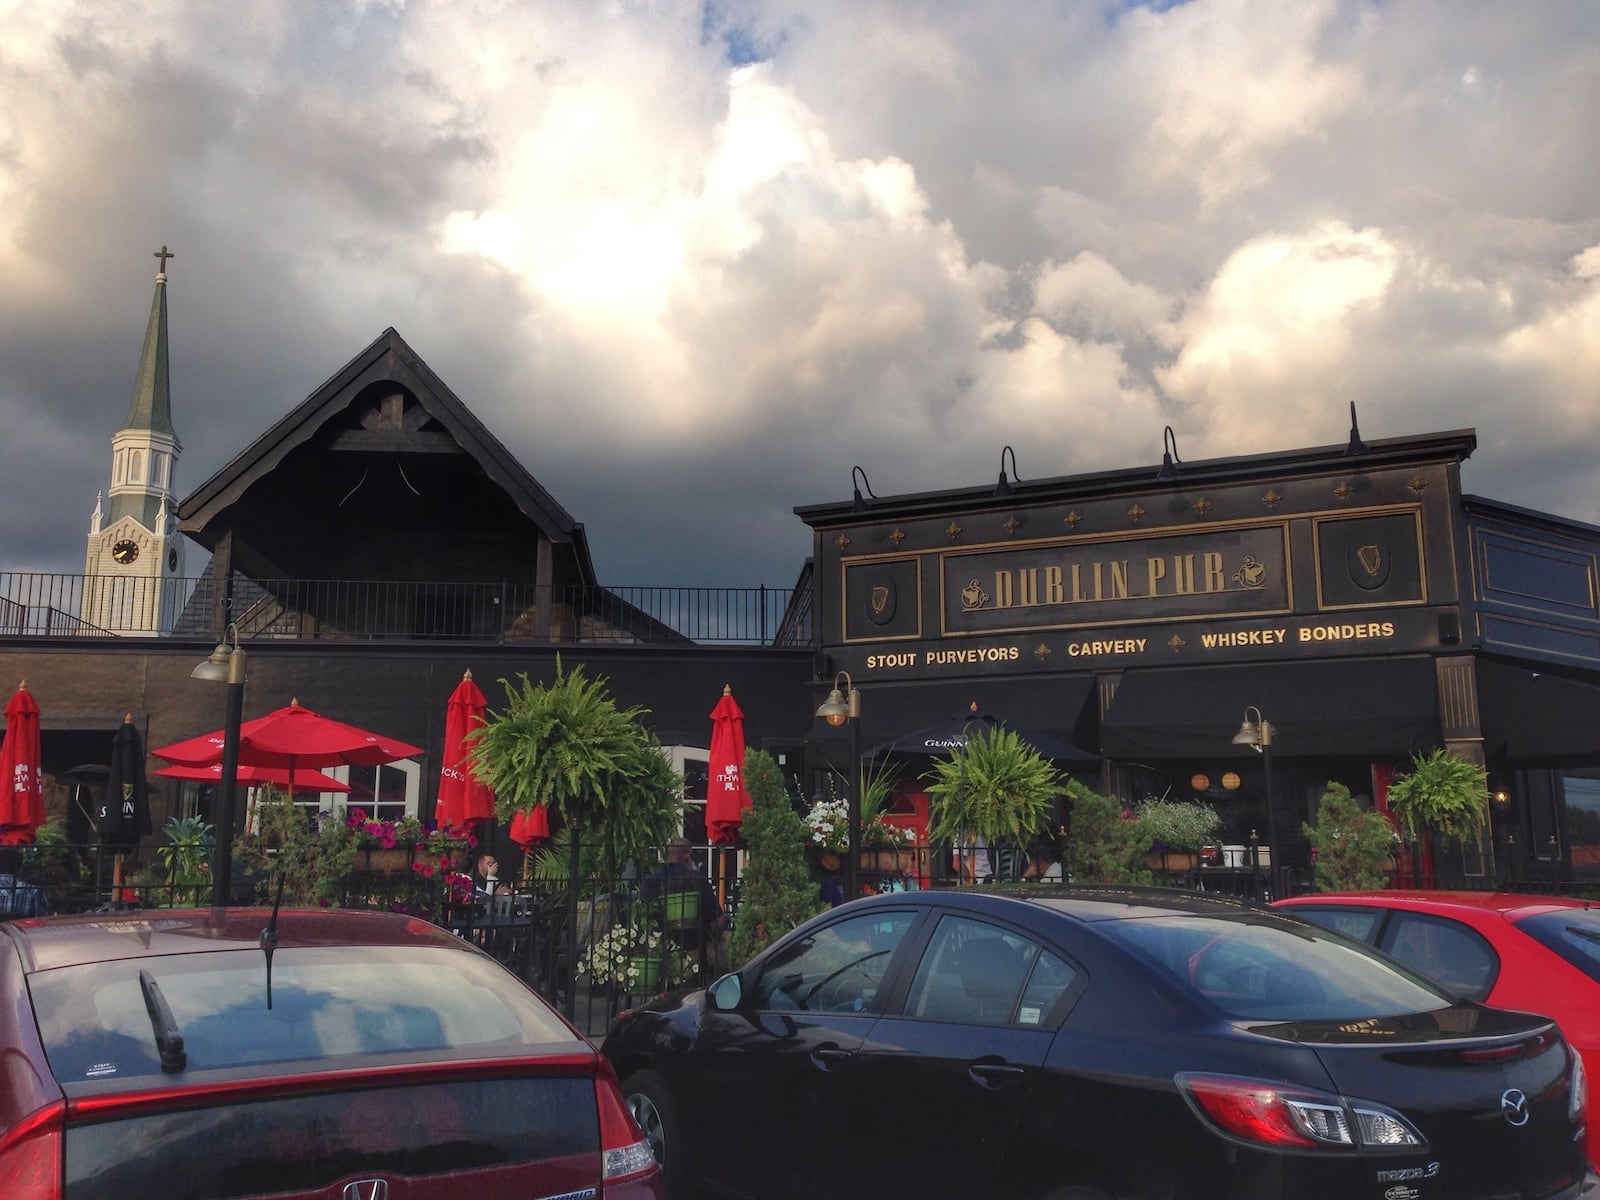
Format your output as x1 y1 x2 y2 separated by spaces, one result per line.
2 0 1598 591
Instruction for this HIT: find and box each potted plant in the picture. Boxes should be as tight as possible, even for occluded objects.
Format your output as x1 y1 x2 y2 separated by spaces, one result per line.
584 903 688 996
1386 748 1490 844
1302 781 1400 892
155 814 215 906
923 726 1063 877
1134 797 1222 872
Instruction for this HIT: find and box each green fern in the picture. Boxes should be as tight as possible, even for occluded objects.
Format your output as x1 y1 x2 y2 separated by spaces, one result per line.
1386 748 1488 843
922 727 1063 853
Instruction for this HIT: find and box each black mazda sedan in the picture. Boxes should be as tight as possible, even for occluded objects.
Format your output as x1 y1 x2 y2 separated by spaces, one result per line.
601 887 1595 1200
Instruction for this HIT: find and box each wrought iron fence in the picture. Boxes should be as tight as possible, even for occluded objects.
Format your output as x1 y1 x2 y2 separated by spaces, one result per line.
0 571 809 647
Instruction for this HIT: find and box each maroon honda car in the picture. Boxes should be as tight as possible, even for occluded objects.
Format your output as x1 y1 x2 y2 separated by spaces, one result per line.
0 907 663 1199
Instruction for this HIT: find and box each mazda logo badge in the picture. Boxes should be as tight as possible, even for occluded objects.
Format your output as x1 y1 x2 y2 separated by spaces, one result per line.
342 1181 388 1200
1501 1088 1530 1127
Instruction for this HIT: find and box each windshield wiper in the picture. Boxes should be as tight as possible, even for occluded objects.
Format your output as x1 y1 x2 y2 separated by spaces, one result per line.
139 968 187 1073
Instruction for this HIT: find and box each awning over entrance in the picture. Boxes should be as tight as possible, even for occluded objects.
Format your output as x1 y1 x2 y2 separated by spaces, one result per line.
1099 657 1441 759
1477 656 1600 766
808 675 1098 766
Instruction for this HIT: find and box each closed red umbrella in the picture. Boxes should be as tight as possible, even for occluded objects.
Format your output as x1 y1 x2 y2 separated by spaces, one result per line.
0 682 44 845
155 761 352 795
705 685 752 845
508 805 551 847
153 700 423 771
435 670 495 832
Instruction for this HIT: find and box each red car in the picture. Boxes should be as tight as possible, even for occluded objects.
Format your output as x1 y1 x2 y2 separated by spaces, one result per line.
1276 890 1600 1169
0 907 664 1199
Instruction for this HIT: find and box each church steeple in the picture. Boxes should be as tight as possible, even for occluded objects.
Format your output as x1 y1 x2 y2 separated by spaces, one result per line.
83 247 187 635
121 244 178 440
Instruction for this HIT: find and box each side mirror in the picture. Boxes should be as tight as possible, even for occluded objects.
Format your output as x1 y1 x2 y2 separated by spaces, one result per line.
707 973 742 1012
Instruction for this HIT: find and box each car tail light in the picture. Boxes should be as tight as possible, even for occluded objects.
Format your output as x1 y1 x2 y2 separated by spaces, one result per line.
1178 1073 1425 1151
595 1058 658 1187
0 1099 66 1199
1571 1051 1587 1127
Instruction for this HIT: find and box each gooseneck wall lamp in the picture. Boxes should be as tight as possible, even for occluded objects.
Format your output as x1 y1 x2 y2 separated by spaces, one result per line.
1158 425 1182 480
193 623 247 907
995 445 1020 498
1230 706 1279 896
815 671 863 901
851 466 877 513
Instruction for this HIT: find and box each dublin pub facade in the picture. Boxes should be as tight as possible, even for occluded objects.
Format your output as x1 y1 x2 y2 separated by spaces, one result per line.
798 426 1600 891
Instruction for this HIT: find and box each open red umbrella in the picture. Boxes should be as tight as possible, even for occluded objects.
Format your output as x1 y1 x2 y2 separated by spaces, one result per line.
435 670 495 831
705 685 752 845
0 682 44 845
154 761 352 795
153 700 423 771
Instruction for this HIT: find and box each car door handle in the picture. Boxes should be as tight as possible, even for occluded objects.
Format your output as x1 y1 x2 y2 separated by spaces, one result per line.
811 1046 853 1070
968 1061 1027 1087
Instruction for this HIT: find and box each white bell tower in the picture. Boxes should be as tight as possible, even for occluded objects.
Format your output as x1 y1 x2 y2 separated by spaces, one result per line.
82 246 186 635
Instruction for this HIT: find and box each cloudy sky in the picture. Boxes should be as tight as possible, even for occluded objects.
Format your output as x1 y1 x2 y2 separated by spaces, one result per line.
2 0 1597 589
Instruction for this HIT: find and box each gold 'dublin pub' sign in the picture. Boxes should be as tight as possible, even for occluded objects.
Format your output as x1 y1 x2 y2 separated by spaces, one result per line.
840 511 1427 654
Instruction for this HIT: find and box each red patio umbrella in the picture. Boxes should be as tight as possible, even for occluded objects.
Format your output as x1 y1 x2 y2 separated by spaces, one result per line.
152 700 423 772
435 670 495 831
0 682 44 845
705 685 752 845
154 761 352 795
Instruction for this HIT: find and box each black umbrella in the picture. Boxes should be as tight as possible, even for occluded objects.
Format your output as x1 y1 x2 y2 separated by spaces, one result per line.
59 764 110 845
870 705 1098 763
99 715 152 850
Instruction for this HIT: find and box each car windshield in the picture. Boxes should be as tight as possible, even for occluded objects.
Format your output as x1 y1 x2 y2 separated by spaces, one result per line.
1101 914 1453 1021
1517 908 1600 985
32 944 579 1088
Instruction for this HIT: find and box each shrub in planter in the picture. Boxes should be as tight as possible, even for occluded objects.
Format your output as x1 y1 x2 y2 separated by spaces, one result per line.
1302 781 1399 892
1134 797 1222 858
1063 780 1153 885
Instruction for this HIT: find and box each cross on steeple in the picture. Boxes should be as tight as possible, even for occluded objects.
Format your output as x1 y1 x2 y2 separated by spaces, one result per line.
153 245 175 275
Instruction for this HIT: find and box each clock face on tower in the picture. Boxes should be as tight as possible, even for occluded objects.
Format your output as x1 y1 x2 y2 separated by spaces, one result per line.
111 539 139 565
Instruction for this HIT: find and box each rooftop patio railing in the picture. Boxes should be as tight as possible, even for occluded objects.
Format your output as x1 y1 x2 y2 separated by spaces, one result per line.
0 571 810 648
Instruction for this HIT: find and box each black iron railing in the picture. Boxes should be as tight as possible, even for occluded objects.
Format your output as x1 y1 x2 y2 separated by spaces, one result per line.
0 572 810 648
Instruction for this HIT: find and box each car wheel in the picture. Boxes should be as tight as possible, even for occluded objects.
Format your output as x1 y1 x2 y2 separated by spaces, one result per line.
622 1069 689 1194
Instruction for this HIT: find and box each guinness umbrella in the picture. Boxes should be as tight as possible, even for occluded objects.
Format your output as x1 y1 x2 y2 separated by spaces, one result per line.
871 702 1098 763
100 714 152 850
705 685 752 844
0 682 44 845
154 761 352 795
153 700 423 771
435 670 495 832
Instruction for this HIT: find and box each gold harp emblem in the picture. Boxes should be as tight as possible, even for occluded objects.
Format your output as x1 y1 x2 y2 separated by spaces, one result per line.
870 586 890 616
1356 544 1382 577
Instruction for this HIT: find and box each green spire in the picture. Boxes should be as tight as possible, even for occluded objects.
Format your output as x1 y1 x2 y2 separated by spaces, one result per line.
122 250 177 439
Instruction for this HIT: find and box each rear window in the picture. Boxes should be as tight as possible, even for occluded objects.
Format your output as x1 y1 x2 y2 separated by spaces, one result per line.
65 1076 595 1200
31 944 578 1087
1517 908 1600 984
1102 914 1452 1021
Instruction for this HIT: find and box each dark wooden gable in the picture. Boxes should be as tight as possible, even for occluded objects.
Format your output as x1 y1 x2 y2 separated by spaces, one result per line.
178 328 595 588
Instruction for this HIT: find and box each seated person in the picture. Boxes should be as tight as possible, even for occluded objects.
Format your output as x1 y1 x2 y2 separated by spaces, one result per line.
1023 842 1063 881
472 853 501 895
639 837 725 954
0 847 49 918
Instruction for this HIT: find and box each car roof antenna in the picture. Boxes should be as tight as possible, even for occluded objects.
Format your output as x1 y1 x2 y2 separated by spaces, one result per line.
261 871 286 1010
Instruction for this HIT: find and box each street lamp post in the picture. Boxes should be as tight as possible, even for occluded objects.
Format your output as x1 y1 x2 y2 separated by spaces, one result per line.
192 625 247 907
1231 706 1278 898
815 672 862 902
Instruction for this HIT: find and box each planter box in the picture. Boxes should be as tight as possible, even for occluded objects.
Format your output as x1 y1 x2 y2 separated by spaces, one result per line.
1145 850 1199 873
